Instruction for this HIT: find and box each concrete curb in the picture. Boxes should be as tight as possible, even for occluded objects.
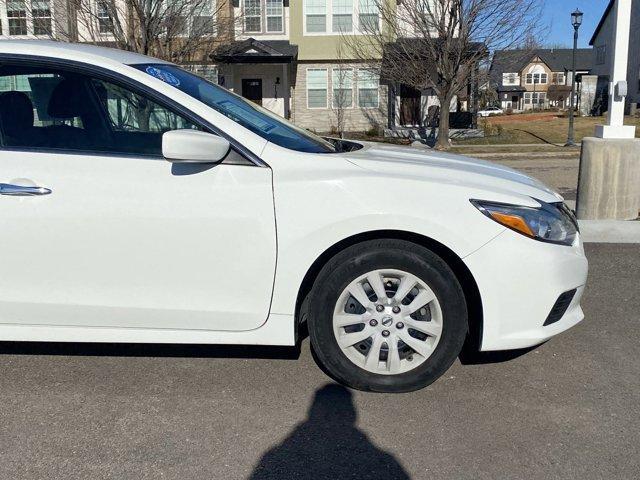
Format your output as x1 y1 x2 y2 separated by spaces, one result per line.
579 220 640 243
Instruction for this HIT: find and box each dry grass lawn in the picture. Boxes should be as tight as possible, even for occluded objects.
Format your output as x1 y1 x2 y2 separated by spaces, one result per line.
456 113 640 145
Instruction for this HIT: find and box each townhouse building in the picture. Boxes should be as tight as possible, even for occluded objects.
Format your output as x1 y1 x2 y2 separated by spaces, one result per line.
589 0 640 113
0 0 478 133
490 48 596 114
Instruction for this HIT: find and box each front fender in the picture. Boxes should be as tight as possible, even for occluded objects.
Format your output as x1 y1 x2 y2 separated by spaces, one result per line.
266 150 505 316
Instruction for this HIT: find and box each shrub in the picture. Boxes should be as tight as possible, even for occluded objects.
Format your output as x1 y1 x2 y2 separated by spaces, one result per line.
481 119 503 137
365 126 381 137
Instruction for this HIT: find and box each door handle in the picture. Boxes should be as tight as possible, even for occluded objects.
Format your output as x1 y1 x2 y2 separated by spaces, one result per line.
0 183 52 196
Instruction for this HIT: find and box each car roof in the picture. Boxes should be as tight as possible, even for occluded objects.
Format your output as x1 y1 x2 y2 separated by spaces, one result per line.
0 40 170 66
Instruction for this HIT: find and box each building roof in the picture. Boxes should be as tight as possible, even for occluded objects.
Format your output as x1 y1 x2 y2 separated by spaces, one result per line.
211 38 298 63
589 0 615 46
490 48 594 83
496 85 526 92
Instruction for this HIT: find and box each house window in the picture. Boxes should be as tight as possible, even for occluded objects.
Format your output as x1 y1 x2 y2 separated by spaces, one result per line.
502 73 518 86
552 73 565 85
266 0 283 32
243 0 283 33
97 1 113 34
332 0 352 32
358 0 378 31
332 68 353 108
32 0 52 35
185 64 218 84
7 0 28 35
244 0 262 32
357 69 379 108
305 0 327 33
524 92 546 106
525 73 547 84
192 1 215 35
596 46 606 65
307 68 328 108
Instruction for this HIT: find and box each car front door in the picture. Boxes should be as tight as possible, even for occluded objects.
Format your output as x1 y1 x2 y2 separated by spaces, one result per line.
0 60 276 331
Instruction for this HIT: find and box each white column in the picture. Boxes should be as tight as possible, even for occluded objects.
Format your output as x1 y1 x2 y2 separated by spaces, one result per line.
595 0 636 139
282 63 290 119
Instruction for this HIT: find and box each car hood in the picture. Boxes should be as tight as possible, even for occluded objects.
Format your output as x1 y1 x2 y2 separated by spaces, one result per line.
342 142 563 204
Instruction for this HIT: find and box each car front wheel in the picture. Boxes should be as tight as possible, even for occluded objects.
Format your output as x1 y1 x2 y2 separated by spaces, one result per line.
308 239 468 393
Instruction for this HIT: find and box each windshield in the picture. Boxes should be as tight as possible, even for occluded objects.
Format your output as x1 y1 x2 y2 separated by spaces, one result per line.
132 63 336 154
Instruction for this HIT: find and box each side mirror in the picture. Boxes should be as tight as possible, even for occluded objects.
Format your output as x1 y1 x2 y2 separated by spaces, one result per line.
162 130 230 164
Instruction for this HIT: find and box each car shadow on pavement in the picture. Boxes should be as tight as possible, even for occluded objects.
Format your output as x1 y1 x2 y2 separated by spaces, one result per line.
458 344 539 365
248 383 410 480
0 341 300 360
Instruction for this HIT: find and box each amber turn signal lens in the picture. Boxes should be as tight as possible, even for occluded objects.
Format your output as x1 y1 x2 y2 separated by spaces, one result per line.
489 212 535 237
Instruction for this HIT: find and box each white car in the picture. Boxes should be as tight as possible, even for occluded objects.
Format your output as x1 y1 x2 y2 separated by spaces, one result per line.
0 41 588 392
478 106 504 117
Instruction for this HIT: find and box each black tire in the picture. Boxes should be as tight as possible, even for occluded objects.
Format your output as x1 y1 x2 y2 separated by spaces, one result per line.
307 239 468 393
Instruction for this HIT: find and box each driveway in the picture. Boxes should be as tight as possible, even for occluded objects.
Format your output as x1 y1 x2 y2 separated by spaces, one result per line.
0 243 638 479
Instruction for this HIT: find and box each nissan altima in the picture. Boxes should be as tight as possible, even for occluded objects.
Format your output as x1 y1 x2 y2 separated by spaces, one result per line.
0 41 588 392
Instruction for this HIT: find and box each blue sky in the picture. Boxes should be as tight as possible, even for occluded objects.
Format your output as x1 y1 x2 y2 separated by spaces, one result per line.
541 0 610 48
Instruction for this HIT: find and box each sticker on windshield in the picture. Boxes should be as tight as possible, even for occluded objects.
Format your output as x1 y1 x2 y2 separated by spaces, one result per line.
145 66 181 87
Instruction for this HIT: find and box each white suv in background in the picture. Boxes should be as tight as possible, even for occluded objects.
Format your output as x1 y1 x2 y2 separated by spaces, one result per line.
478 106 504 117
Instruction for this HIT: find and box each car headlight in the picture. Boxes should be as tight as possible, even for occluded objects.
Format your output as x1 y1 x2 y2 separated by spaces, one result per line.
470 199 578 246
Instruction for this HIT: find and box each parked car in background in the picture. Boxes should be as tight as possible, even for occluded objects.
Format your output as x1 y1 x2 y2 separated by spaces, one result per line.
0 41 588 393
478 106 504 117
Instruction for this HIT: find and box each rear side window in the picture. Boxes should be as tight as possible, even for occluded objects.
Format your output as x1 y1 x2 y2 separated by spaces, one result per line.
0 64 199 156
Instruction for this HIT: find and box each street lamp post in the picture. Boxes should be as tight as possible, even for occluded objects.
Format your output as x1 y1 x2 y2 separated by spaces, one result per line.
565 8 583 147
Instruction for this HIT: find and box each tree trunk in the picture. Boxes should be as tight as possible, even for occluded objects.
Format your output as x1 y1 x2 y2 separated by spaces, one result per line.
435 95 451 150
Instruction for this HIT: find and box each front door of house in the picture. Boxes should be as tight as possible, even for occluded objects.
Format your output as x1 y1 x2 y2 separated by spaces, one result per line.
399 84 421 126
242 79 263 106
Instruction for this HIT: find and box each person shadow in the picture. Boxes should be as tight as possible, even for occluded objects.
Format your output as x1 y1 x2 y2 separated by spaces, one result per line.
248 384 411 480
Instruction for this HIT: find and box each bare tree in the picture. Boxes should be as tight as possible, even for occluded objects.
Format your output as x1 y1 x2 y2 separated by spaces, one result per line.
344 0 544 149
330 43 353 138
62 0 237 64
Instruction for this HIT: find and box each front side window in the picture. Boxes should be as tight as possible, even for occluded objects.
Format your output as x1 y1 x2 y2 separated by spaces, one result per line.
134 63 336 153
357 69 379 108
307 68 328 108
0 64 198 156
305 0 327 32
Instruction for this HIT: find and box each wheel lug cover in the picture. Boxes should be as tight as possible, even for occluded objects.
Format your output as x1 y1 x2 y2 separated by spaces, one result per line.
376 304 384 312
381 330 390 337
369 319 378 327
392 306 401 314
396 322 404 329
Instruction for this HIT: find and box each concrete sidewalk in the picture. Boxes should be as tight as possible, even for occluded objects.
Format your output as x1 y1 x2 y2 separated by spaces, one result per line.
579 220 640 243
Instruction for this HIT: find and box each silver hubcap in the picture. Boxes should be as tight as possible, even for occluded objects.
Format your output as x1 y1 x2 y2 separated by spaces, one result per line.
332 269 443 375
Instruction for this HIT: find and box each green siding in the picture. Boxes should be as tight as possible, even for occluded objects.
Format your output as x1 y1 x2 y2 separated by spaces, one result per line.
290 0 391 61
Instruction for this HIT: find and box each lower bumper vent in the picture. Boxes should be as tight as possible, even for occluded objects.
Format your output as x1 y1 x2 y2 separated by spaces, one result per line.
543 289 577 326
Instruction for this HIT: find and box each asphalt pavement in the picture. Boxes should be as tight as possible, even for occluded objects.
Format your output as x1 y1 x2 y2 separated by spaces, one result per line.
0 243 638 479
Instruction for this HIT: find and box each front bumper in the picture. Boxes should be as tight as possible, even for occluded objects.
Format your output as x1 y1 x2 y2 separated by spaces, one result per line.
463 229 588 351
